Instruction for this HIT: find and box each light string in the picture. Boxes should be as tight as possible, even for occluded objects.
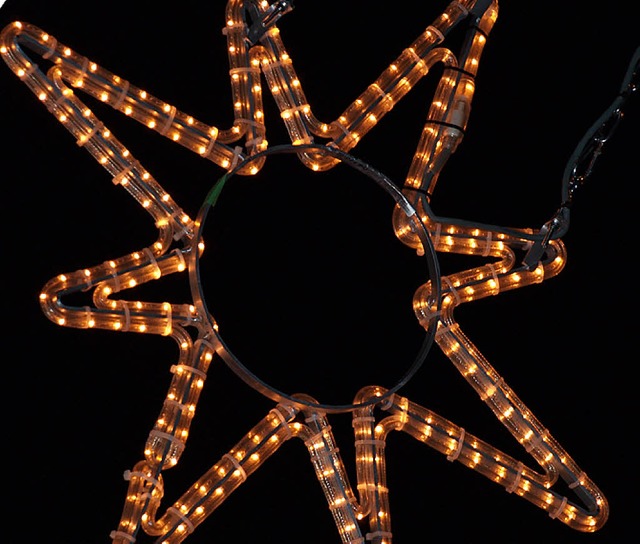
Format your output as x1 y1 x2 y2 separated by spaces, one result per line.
2 0 633 541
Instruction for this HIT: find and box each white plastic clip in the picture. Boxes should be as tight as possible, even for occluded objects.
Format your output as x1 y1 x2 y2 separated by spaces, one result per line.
76 122 101 146
379 393 395 411
548 496 568 519
368 82 386 99
228 145 244 170
83 306 92 328
482 231 492 256
443 276 461 305
42 36 57 59
447 427 465 461
568 471 586 489
123 469 162 488
148 429 185 453
113 165 133 185
425 25 444 43
222 453 247 482
354 439 386 448
164 398 187 412
109 530 135 542
432 222 442 247
269 407 293 439
143 247 162 279
166 507 195 534
331 119 351 137
487 263 500 294
351 415 375 428
404 47 426 71
113 80 130 110
451 1 469 16
119 300 131 332
77 56 89 80
506 461 524 493
171 248 187 272
170 363 207 380
201 127 220 158
159 105 176 135
229 66 260 77
366 531 393 541
162 303 173 336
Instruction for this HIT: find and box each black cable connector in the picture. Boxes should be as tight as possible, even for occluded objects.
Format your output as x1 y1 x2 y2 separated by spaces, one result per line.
246 0 295 45
522 208 570 270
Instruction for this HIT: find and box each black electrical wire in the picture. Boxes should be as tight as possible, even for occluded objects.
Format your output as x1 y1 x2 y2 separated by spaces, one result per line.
561 45 639 208
411 44 639 255
189 143 442 413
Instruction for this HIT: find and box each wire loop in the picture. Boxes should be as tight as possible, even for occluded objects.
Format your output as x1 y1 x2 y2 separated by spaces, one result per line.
189 143 441 413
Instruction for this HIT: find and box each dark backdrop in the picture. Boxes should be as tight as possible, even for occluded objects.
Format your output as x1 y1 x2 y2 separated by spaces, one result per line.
1 1 638 542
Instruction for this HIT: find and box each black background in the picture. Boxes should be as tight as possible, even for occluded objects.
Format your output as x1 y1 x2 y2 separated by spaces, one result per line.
2 1 638 542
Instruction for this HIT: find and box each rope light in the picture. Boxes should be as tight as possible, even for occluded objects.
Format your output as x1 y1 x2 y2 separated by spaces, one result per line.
2 1 637 542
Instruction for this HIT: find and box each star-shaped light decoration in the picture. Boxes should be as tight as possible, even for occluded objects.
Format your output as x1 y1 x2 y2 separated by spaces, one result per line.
4 0 635 542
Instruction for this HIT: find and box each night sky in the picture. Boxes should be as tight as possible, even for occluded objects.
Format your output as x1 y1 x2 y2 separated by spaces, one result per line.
2 1 638 542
